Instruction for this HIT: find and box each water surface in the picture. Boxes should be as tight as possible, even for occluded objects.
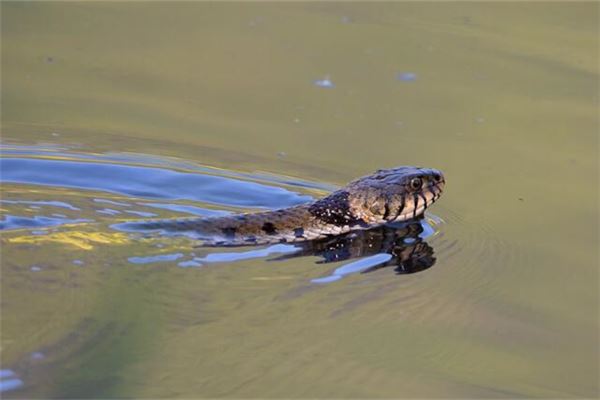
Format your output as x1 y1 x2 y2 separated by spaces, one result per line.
1 2 598 398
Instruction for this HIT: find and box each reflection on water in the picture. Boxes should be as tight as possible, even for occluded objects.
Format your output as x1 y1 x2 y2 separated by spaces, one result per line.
0 215 92 230
0 200 80 211
311 253 393 283
127 253 185 264
123 218 439 284
2 2 597 397
187 243 300 265
294 220 437 282
0 157 311 209
140 203 227 217
0 144 444 395
0 370 24 393
0 144 323 233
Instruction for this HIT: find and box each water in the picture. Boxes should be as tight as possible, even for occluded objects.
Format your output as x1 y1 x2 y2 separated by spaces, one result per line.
1 3 598 398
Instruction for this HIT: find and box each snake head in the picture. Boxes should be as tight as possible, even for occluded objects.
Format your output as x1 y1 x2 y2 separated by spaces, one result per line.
346 166 445 224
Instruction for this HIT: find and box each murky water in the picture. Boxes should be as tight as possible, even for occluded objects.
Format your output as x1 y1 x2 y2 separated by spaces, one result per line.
1 3 598 398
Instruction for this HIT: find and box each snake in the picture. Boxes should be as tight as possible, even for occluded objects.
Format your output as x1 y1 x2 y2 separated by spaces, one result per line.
117 166 445 246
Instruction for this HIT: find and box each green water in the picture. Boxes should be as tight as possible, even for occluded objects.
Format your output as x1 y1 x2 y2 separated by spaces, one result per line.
1 2 598 398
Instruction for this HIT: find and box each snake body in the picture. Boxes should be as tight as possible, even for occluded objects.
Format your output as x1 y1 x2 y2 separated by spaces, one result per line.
118 166 445 246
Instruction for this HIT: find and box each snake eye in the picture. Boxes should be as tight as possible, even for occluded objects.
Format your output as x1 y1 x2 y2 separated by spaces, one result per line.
409 177 423 190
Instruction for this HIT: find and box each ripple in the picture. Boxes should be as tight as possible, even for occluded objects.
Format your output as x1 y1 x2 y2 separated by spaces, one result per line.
194 244 300 265
0 145 324 233
0 144 333 192
93 198 131 207
1 158 311 209
312 253 393 284
0 200 80 211
141 202 229 217
0 370 15 379
123 210 158 218
96 208 122 216
0 215 92 230
127 253 185 264
0 378 23 393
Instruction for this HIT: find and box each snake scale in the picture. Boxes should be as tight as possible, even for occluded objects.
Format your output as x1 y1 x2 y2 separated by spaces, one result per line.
119 166 445 246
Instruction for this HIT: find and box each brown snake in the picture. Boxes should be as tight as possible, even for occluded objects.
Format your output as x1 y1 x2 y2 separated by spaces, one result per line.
118 166 445 246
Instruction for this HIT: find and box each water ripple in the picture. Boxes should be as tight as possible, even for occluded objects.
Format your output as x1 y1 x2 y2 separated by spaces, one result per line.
1 158 311 209
0 215 91 230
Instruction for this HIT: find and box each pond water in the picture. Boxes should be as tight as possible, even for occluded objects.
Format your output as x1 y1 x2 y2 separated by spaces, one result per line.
1 3 598 398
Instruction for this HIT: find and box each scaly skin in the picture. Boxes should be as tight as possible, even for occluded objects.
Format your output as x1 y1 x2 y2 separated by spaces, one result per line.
118 166 445 246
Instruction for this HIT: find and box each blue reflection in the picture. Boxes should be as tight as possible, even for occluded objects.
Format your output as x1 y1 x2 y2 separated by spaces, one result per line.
0 379 23 393
313 77 335 88
93 198 131 207
123 210 158 217
127 253 185 264
419 219 436 238
0 215 91 230
0 370 23 393
195 244 299 265
397 72 417 82
311 253 393 284
177 260 203 268
142 203 229 217
96 208 121 215
0 370 15 379
0 199 80 210
1 144 334 193
1 158 312 209
126 245 300 268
